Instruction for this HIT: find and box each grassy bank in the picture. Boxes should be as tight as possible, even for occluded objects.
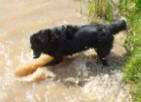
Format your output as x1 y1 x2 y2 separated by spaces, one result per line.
88 0 141 102
122 3 141 102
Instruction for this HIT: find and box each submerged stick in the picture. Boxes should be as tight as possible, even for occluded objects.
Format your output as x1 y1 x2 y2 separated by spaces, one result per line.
15 55 54 77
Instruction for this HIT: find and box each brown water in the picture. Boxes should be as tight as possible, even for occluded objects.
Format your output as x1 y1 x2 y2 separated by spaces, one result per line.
0 0 131 102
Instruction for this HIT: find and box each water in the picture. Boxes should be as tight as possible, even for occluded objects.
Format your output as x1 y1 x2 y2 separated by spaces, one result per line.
0 0 131 102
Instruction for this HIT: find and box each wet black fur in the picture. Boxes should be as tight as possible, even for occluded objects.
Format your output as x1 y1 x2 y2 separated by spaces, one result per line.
30 20 127 66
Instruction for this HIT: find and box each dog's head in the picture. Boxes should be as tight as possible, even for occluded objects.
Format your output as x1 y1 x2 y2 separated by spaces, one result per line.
30 29 53 58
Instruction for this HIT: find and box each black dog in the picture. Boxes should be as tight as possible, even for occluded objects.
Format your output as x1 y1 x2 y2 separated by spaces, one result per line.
30 20 127 66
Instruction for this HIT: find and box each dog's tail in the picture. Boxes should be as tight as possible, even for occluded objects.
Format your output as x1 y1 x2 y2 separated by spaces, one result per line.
108 19 127 35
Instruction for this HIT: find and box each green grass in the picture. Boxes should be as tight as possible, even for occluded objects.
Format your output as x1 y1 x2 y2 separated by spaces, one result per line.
88 0 141 101
122 14 141 102
119 1 141 101
88 0 115 22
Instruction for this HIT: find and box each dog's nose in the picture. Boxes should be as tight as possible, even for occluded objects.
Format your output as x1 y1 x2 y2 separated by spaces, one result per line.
33 51 41 58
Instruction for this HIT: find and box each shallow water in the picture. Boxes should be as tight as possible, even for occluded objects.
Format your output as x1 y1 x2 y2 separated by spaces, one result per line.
0 0 131 102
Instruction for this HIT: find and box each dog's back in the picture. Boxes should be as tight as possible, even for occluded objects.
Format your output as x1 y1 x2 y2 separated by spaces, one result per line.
58 24 106 55
58 20 127 55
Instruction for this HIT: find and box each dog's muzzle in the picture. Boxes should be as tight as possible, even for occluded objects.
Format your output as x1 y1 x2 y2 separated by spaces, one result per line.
33 51 41 58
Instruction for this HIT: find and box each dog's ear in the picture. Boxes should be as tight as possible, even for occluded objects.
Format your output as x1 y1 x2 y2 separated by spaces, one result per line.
36 30 46 43
48 30 57 42
30 33 41 45
37 29 52 43
41 29 57 43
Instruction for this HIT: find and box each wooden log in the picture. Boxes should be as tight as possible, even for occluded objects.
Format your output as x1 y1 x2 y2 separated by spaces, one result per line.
15 55 54 76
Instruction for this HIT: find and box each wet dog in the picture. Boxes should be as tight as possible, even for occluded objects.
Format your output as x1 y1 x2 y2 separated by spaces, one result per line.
30 20 127 66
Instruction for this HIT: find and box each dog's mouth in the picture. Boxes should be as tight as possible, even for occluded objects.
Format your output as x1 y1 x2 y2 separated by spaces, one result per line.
33 51 41 58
